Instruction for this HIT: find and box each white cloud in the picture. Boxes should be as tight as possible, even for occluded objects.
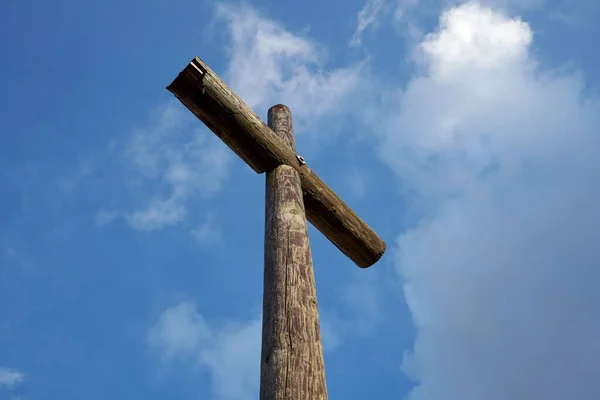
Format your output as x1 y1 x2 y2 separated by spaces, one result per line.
394 0 419 20
417 3 532 79
200 319 261 400
147 300 352 398
480 0 546 9
216 3 363 126
128 198 187 232
319 272 386 352
124 102 230 231
351 0 385 46
147 302 261 400
0 367 25 390
370 2 600 399
395 0 546 14
391 0 545 45
191 215 224 248
93 209 119 227
147 302 211 361
346 170 368 200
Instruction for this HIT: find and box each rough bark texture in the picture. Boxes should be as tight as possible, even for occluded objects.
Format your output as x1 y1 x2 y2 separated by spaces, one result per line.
261 105 327 400
167 57 386 268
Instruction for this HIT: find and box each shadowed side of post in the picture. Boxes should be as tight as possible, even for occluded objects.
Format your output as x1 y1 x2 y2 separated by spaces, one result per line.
261 105 328 400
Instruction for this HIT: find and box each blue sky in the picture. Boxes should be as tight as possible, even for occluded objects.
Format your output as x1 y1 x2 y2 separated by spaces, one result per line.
1 0 599 399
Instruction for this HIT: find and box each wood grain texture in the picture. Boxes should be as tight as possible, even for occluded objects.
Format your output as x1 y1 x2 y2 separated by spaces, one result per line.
261 104 327 400
167 57 386 268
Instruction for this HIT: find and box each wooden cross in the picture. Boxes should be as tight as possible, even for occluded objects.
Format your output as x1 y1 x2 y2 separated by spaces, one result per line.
167 57 386 399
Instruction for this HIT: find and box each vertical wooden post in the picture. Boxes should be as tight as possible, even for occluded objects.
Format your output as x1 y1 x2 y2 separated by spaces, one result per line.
261 105 328 399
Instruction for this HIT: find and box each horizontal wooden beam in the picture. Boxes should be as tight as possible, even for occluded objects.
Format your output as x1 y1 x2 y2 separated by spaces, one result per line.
167 57 386 268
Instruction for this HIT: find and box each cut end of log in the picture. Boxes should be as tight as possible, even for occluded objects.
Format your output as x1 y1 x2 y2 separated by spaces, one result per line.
269 104 290 112
166 57 207 95
333 231 386 269
364 241 386 269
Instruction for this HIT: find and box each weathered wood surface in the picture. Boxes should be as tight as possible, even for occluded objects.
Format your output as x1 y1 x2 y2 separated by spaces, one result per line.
167 57 386 268
261 105 327 400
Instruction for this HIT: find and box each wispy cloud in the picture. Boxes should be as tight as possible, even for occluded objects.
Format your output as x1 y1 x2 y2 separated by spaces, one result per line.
147 302 212 361
190 214 224 248
216 3 363 127
346 170 368 200
365 2 600 398
147 302 261 400
93 209 119 227
0 367 25 390
146 298 364 399
350 0 385 46
123 102 230 232
128 198 187 232
320 272 385 350
200 318 262 400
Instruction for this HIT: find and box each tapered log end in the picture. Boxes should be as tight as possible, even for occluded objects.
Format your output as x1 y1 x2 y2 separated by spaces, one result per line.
269 104 291 113
166 57 207 97
352 238 386 269
365 242 387 268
